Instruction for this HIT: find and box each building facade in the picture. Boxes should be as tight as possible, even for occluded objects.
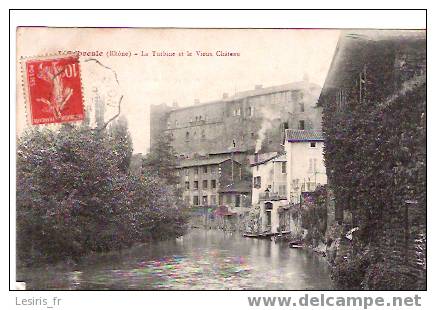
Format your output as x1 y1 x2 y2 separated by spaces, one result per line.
249 152 287 205
176 157 251 209
248 152 288 233
150 81 323 158
284 129 327 204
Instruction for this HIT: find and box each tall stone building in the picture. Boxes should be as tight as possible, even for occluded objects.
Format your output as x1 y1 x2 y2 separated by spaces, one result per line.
150 81 322 158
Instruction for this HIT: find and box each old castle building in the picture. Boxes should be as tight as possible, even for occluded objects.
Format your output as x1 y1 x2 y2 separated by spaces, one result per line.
150 81 323 159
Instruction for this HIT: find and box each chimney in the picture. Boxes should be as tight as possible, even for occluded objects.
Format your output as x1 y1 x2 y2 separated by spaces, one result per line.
222 92 229 99
255 84 263 90
194 99 200 105
172 101 179 108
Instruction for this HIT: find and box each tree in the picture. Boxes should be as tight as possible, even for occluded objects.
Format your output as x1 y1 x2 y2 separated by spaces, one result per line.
16 125 188 266
108 115 133 173
142 131 178 186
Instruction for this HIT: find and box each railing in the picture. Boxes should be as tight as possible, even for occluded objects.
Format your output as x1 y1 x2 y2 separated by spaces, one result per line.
258 192 287 201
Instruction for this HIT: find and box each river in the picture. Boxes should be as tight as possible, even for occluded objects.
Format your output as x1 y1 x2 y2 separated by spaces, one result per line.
17 229 333 290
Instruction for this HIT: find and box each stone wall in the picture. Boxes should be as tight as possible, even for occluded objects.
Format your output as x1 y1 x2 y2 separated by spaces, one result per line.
150 82 323 158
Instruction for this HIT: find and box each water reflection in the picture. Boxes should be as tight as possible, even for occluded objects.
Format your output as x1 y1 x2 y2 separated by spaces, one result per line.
18 230 333 290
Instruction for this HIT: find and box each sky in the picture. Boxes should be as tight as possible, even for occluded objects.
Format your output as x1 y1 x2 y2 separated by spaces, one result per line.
16 28 340 154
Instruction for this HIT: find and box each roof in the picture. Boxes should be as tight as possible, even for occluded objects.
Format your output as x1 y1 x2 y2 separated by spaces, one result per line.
318 30 426 106
176 157 240 168
272 154 287 162
214 205 236 216
285 129 324 142
250 154 286 168
218 182 252 193
166 99 225 112
230 81 320 101
249 152 280 166
208 148 247 156
165 81 321 113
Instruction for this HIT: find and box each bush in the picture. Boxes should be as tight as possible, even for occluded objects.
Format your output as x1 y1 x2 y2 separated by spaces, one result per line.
331 251 370 290
363 260 415 290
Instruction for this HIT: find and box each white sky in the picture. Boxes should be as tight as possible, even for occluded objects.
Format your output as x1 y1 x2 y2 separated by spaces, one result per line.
16 28 340 154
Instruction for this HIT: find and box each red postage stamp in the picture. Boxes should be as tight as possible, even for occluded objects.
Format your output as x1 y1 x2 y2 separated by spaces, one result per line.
23 55 85 125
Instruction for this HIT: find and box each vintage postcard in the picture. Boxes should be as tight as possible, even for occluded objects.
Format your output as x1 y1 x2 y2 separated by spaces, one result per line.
15 26 426 293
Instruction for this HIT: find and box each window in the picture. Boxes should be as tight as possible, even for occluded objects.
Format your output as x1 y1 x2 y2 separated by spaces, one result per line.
185 168 189 176
211 180 217 189
210 195 217 205
299 120 305 130
247 106 252 117
310 142 316 148
202 195 208 205
300 103 305 112
336 89 346 110
279 185 287 196
203 166 208 173
282 122 289 130
194 181 199 189
203 180 208 189
235 194 241 207
292 179 299 188
185 181 190 190
193 196 199 205
194 167 199 174
210 166 217 174
225 195 232 204
201 129 206 139
281 162 287 174
185 131 190 141
184 196 190 204
253 176 262 189
291 90 300 102
309 158 317 173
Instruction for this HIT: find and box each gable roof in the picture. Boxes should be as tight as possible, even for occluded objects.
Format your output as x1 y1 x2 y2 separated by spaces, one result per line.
285 129 324 142
248 152 278 166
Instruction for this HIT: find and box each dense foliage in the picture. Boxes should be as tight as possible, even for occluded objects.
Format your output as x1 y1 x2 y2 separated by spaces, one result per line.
300 186 328 247
323 74 426 289
142 132 179 186
16 124 189 266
